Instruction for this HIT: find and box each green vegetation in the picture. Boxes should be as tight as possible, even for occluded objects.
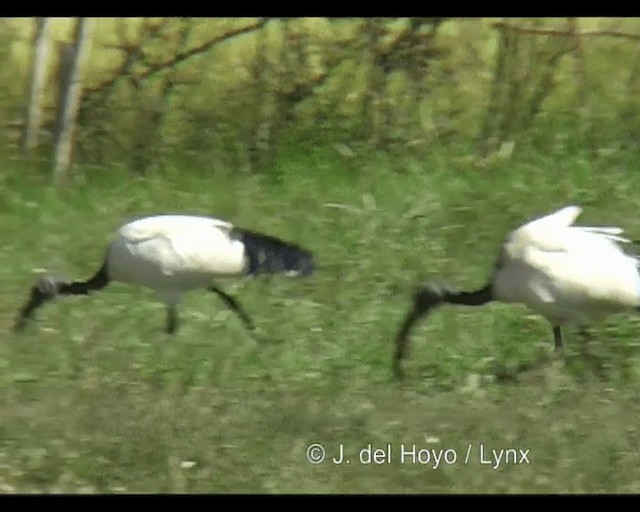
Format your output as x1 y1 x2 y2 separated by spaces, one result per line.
3 16 640 494
5 18 640 175
3 144 640 493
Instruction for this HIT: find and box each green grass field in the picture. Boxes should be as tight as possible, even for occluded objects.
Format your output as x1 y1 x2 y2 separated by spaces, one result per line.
3 144 640 493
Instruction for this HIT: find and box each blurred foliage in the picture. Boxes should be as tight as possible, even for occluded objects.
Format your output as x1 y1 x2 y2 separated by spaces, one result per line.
3 17 640 176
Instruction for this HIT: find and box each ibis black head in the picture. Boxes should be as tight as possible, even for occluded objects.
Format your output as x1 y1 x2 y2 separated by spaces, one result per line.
14 275 66 331
235 228 314 277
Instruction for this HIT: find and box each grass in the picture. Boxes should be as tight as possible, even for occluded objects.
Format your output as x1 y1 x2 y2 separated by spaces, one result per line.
3 143 640 493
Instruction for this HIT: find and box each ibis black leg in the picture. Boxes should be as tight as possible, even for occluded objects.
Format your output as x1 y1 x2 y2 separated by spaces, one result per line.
167 305 178 335
553 325 563 353
208 285 256 334
14 260 110 331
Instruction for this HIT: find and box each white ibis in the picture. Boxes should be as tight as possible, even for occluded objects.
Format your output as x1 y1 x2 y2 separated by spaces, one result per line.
393 205 640 377
14 214 314 336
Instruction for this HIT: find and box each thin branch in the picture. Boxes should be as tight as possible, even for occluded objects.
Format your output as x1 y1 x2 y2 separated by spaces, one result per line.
478 23 510 153
569 18 594 152
84 18 166 94
135 19 269 82
493 22 640 41
279 72 329 105
527 43 573 121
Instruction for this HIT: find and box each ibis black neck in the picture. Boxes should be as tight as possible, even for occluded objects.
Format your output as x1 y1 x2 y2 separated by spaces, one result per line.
440 284 493 307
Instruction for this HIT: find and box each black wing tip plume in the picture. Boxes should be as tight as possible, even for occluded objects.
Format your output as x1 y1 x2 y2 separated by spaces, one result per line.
235 228 314 277
13 275 64 332
392 282 450 379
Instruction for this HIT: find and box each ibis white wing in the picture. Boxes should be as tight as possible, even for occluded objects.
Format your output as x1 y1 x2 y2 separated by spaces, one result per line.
118 215 234 242
521 229 638 322
109 215 247 290
495 206 640 323
523 205 582 230
504 205 583 254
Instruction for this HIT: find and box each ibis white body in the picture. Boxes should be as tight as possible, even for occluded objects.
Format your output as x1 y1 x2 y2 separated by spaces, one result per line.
492 206 640 326
15 214 314 335
108 215 249 305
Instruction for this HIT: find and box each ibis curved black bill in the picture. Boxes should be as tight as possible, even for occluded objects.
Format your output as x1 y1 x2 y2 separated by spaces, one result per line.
392 283 493 378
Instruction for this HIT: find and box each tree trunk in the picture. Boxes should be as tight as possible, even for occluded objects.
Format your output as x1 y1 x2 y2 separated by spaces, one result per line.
23 17 51 154
53 17 93 185
478 20 511 156
362 19 385 145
